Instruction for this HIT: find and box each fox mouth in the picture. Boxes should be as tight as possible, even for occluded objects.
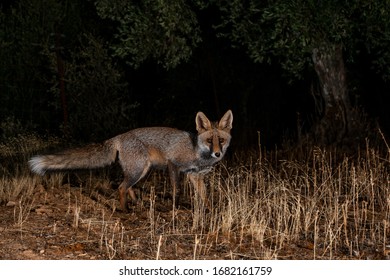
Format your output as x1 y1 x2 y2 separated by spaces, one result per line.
199 150 215 160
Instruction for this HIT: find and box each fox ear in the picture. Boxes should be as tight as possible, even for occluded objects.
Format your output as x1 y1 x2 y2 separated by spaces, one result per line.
218 110 233 132
196 112 212 133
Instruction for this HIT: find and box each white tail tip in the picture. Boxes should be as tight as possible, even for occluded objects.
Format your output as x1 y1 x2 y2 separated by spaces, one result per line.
28 156 46 175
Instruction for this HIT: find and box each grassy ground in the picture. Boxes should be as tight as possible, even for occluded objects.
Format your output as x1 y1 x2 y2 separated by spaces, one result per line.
0 133 389 259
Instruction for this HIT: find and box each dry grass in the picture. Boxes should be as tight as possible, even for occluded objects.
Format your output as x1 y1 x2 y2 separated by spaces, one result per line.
0 132 389 259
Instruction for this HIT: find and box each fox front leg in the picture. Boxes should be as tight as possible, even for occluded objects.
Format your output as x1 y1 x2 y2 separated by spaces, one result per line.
167 161 181 208
188 173 210 209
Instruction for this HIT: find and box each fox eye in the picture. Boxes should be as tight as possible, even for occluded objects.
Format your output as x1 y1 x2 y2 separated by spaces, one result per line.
219 138 225 144
207 138 212 144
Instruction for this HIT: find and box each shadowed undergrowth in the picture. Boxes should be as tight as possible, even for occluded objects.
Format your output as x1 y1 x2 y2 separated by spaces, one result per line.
0 133 389 259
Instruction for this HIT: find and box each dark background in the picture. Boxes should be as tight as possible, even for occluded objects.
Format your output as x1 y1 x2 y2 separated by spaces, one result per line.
1 0 389 150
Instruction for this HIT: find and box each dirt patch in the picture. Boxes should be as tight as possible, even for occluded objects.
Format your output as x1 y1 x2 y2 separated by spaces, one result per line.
1 141 390 260
0 179 388 260
0 182 257 260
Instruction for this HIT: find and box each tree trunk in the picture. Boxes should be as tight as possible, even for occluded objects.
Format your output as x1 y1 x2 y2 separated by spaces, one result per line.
311 44 351 144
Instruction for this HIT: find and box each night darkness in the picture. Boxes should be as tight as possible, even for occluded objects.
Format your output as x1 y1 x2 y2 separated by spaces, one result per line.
1 0 389 150
1 1 390 262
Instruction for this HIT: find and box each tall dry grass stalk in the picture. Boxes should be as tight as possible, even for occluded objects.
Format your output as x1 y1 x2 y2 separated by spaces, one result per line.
179 140 389 259
0 132 389 259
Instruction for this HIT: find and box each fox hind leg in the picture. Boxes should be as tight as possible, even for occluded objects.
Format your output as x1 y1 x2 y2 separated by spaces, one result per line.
118 177 138 212
118 152 152 212
118 168 151 211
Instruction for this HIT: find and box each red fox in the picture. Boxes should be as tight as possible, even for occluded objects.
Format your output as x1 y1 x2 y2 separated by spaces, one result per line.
29 110 233 211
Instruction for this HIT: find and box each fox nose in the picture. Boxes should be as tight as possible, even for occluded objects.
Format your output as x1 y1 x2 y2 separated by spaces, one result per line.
214 152 221 158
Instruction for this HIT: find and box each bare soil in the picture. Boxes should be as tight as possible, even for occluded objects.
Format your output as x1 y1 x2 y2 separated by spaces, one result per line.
1 175 388 260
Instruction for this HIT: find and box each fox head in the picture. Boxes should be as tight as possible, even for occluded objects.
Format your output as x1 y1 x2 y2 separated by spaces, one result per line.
195 110 233 159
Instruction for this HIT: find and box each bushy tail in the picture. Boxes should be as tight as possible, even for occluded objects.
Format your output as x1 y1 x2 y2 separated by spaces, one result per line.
29 142 117 175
